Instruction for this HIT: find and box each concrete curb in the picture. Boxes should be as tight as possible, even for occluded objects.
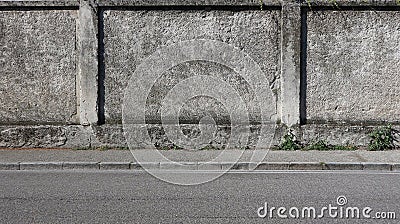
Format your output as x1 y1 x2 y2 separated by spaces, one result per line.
0 162 399 171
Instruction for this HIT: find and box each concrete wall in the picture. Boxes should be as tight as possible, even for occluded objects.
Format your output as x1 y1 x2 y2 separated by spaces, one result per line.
307 10 400 124
103 9 281 124
0 10 78 125
0 0 399 148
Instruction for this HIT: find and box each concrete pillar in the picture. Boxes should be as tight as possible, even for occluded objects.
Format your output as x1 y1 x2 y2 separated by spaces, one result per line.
77 0 98 125
280 1 301 127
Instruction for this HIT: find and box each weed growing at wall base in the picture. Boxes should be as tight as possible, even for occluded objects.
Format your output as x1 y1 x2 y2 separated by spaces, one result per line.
304 140 330 151
368 125 395 151
277 131 358 151
279 130 301 150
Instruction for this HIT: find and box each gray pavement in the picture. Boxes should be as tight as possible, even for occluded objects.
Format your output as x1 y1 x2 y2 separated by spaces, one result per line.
2 149 400 163
0 170 399 223
1 149 400 171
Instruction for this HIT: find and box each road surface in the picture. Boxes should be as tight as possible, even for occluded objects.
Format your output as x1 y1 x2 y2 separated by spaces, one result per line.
1 170 399 223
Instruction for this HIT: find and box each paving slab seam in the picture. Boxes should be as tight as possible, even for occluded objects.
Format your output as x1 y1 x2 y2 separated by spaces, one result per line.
1 162 399 171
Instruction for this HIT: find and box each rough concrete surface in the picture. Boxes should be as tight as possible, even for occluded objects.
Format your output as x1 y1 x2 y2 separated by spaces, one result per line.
2 149 400 164
0 0 79 7
0 125 92 148
301 0 400 6
0 4 399 149
302 124 371 145
0 124 397 148
78 1 99 125
103 9 281 124
280 4 301 127
307 10 400 123
0 10 78 124
96 0 282 6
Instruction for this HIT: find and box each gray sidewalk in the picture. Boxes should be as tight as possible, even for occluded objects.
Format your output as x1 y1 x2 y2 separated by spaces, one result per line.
1 149 400 171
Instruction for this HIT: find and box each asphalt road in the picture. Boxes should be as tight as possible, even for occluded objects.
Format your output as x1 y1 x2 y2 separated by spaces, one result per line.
1 170 399 223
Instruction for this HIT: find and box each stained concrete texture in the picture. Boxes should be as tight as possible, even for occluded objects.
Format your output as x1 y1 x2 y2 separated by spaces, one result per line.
0 10 78 124
0 125 94 149
307 10 400 124
1 124 398 149
103 9 281 124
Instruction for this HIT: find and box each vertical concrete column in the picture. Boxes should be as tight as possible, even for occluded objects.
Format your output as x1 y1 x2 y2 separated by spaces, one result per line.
280 1 301 127
77 0 98 125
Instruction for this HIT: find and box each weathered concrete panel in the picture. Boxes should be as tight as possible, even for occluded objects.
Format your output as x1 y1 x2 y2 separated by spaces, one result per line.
307 11 400 123
103 9 281 124
0 125 93 148
0 11 78 124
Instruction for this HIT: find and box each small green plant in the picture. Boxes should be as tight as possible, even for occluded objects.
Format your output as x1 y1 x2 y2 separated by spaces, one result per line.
306 0 341 10
328 0 340 9
97 146 111 151
304 140 330 151
368 125 395 151
279 130 301 150
306 0 312 9
303 140 358 151
157 146 170 150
